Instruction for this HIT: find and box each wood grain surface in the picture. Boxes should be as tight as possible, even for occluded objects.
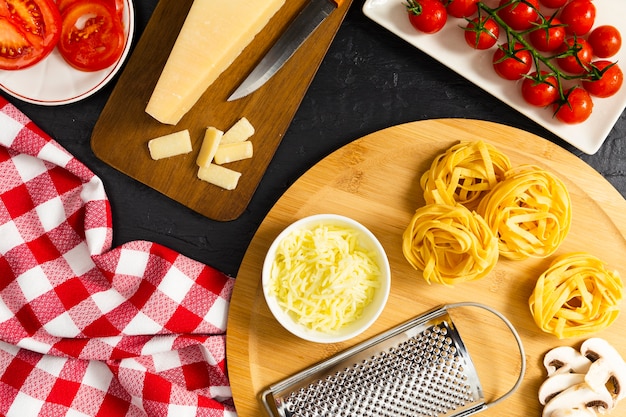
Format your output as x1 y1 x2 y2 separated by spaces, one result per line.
226 119 626 417
90 0 352 221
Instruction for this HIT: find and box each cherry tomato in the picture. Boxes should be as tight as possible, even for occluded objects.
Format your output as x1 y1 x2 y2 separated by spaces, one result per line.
497 0 540 31
556 37 593 75
553 87 593 124
406 0 447 34
539 0 567 7
444 0 478 18
58 0 125 71
464 16 500 50
0 0 61 70
588 25 622 59
529 16 566 52
582 61 624 98
493 42 532 80
521 72 559 107
559 0 595 36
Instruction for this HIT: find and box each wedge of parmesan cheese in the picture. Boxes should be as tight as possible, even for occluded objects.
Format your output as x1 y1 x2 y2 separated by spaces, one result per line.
148 130 192 160
196 127 224 167
221 117 255 144
145 0 285 125
214 141 253 165
198 163 241 190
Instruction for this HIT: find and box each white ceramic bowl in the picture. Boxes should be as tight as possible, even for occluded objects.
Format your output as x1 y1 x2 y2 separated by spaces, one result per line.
262 214 391 343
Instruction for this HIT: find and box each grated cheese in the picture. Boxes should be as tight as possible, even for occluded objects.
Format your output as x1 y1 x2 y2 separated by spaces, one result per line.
268 224 381 332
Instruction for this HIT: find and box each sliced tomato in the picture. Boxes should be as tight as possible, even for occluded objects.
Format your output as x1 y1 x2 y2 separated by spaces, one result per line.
57 0 124 21
0 0 61 69
58 0 125 71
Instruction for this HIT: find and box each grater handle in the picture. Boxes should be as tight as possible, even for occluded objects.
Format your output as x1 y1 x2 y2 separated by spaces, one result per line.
446 302 527 410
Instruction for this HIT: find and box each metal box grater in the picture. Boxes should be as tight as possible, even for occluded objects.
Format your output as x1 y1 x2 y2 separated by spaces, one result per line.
261 302 526 417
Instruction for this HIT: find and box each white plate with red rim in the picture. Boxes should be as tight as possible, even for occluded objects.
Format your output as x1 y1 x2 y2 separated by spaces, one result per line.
0 0 135 106
363 0 626 155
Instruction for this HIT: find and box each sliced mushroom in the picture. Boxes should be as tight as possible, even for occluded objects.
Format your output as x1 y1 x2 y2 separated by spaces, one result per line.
542 382 613 417
538 373 586 405
580 337 626 403
544 346 592 376
549 408 596 417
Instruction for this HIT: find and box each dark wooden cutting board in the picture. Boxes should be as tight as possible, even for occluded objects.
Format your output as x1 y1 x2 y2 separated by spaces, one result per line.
91 0 353 221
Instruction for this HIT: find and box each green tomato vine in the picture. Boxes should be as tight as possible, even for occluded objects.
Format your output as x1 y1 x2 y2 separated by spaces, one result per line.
471 0 614 103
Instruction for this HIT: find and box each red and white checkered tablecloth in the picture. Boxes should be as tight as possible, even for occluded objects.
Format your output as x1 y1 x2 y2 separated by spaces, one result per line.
0 97 237 416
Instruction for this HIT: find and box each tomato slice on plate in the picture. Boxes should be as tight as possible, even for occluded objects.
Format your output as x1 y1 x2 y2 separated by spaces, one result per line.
57 0 124 21
0 0 61 70
58 0 126 72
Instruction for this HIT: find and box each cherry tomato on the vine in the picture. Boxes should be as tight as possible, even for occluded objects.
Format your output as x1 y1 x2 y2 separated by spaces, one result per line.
464 16 500 50
553 87 593 124
497 0 540 31
539 0 567 7
493 42 532 80
582 61 624 98
445 0 478 18
521 72 559 107
559 0 596 36
529 16 566 52
588 25 622 59
405 0 447 34
556 37 593 75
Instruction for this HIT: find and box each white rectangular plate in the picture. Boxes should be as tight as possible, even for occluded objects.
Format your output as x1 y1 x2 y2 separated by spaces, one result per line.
363 0 626 154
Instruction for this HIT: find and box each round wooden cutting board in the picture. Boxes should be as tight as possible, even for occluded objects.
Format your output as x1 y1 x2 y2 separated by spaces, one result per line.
226 119 626 417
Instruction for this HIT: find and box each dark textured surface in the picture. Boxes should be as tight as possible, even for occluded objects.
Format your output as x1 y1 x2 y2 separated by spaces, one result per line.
3 0 625 277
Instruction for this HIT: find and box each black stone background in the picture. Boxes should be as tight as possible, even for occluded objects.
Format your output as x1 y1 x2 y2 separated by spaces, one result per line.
3 0 625 277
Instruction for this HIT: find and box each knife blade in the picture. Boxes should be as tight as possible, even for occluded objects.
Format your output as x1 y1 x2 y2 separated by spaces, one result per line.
227 0 344 101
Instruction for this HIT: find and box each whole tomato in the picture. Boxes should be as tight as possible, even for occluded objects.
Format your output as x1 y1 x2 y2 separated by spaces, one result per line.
556 38 593 75
539 0 567 7
497 0 540 31
405 0 447 34
445 0 478 18
464 16 500 50
521 72 559 107
559 0 596 36
553 87 593 124
582 61 624 98
529 16 566 52
493 43 532 80
588 25 622 58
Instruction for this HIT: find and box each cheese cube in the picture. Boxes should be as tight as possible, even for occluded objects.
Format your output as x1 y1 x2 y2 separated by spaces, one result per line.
198 163 241 190
214 141 253 165
148 130 192 160
196 127 224 167
221 117 255 144
146 0 285 125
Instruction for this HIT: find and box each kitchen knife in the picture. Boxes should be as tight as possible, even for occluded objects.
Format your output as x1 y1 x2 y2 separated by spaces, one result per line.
227 0 344 101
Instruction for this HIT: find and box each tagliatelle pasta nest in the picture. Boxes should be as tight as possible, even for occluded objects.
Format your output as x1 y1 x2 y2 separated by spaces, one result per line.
420 140 512 210
402 203 499 286
477 165 572 260
529 252 623 339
